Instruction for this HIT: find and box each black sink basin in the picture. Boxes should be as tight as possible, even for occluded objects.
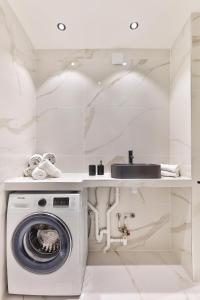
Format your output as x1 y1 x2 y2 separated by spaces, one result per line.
111 163 161 179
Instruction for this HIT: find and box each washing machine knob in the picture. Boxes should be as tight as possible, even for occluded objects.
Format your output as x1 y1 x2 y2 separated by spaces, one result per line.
38 198 47 207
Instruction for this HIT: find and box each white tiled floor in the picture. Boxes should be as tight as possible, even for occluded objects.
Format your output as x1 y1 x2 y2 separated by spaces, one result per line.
5 252 200 300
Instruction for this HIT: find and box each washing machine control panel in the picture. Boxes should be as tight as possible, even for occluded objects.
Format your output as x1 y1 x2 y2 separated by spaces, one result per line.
10 193 80 210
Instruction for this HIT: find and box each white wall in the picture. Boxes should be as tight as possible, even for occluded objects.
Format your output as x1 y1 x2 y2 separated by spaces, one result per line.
169 19 191 177
191 13 200 281
0 0 36 180
169 18 192 277
36 49 170 172
88 187 171 253
0 0 36 298
35 49 172 254
171 188 192 276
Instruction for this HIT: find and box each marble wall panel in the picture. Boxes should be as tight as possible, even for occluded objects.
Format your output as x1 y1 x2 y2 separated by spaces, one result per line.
169 16 192 279
171 188 192 277
191 12 200 281
0 0 36 182
169 19 192 177
35 50 173 261
88 187 171 252
36 49 170 172
0 0 36 298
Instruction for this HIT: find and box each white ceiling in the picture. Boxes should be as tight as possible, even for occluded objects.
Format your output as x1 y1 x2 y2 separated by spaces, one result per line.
7 0 200 49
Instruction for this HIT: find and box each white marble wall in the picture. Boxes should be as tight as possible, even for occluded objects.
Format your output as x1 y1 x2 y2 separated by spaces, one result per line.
191 13 200 281
36 49 170 172
35 49 171 254
169 19 192 177
0 0 36 298
169 18 193 277
171 188 192 276
88 187 171 252
0 0 36 181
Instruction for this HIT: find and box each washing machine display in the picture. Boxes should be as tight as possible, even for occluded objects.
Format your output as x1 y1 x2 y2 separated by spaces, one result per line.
12 212 72 274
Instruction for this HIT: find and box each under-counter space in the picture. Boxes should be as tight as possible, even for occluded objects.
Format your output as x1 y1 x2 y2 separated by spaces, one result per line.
4 173 192 191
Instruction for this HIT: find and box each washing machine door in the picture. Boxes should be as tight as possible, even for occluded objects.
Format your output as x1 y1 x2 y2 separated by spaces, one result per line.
12 212 72 274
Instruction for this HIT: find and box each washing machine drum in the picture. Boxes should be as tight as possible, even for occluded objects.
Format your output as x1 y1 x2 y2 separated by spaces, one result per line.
12 213 72 274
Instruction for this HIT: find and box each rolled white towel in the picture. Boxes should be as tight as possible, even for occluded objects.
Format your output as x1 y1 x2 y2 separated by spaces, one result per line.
161 164 180 175
32 167 47 180
161 170 179 178
43 153 56 165
39 159 61 178
23 166 34 177
29 154 43 168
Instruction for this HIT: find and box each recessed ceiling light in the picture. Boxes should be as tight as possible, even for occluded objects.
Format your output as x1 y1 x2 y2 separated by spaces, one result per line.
130 22 139 30
122 62 127 66
71 62 75 66
57 23 66 31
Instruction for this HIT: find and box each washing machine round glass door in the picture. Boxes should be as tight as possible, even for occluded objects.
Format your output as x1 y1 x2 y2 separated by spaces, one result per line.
12 212 72 274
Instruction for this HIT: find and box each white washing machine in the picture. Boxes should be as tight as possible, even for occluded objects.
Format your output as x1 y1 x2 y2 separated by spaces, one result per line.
7 191 88 296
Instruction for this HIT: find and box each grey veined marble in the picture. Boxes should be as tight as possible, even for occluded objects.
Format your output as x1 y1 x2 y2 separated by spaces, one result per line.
36 49 169 172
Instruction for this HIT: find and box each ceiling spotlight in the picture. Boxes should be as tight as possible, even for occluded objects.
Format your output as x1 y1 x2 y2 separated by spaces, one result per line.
130 22 139 30
57 23 66 31
71 62 75 66
122 62 127 66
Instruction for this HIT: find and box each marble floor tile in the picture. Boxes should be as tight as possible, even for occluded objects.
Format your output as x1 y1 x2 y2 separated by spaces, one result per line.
127 265 193 300
83 265 139 294
5 252 200 300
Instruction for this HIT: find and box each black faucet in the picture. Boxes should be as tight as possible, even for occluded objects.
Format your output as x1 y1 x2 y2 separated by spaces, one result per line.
128 150 134 164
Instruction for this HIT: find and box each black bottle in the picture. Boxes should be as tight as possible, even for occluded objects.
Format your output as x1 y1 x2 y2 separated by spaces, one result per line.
97 160 104 175
89 165 96 176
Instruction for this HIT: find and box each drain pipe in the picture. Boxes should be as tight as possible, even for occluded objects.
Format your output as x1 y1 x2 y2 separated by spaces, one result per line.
88 187 127 251
88 201 107 242
104 187 125 252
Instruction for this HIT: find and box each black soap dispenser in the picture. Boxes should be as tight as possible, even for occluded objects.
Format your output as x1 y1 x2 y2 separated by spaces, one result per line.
97 160 104 175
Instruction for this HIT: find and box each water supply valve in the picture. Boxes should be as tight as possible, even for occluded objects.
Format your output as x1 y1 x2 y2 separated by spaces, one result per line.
119 224 130 237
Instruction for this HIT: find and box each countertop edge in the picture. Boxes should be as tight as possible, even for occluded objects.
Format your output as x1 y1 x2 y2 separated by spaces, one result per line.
4 173 193 191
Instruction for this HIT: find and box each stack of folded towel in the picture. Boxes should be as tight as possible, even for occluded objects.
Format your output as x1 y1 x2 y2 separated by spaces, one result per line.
161 164 180 178
23 153 61 180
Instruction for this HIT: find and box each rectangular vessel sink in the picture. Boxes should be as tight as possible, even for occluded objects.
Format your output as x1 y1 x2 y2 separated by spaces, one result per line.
111 163 161 179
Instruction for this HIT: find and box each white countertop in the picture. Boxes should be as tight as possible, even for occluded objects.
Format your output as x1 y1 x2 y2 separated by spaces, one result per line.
4 173 193 191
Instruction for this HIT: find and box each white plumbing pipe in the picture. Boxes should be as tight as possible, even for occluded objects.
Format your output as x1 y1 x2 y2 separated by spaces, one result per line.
89 187 128 252
88 201 106 242
103 187 120 252
110 237 128 246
